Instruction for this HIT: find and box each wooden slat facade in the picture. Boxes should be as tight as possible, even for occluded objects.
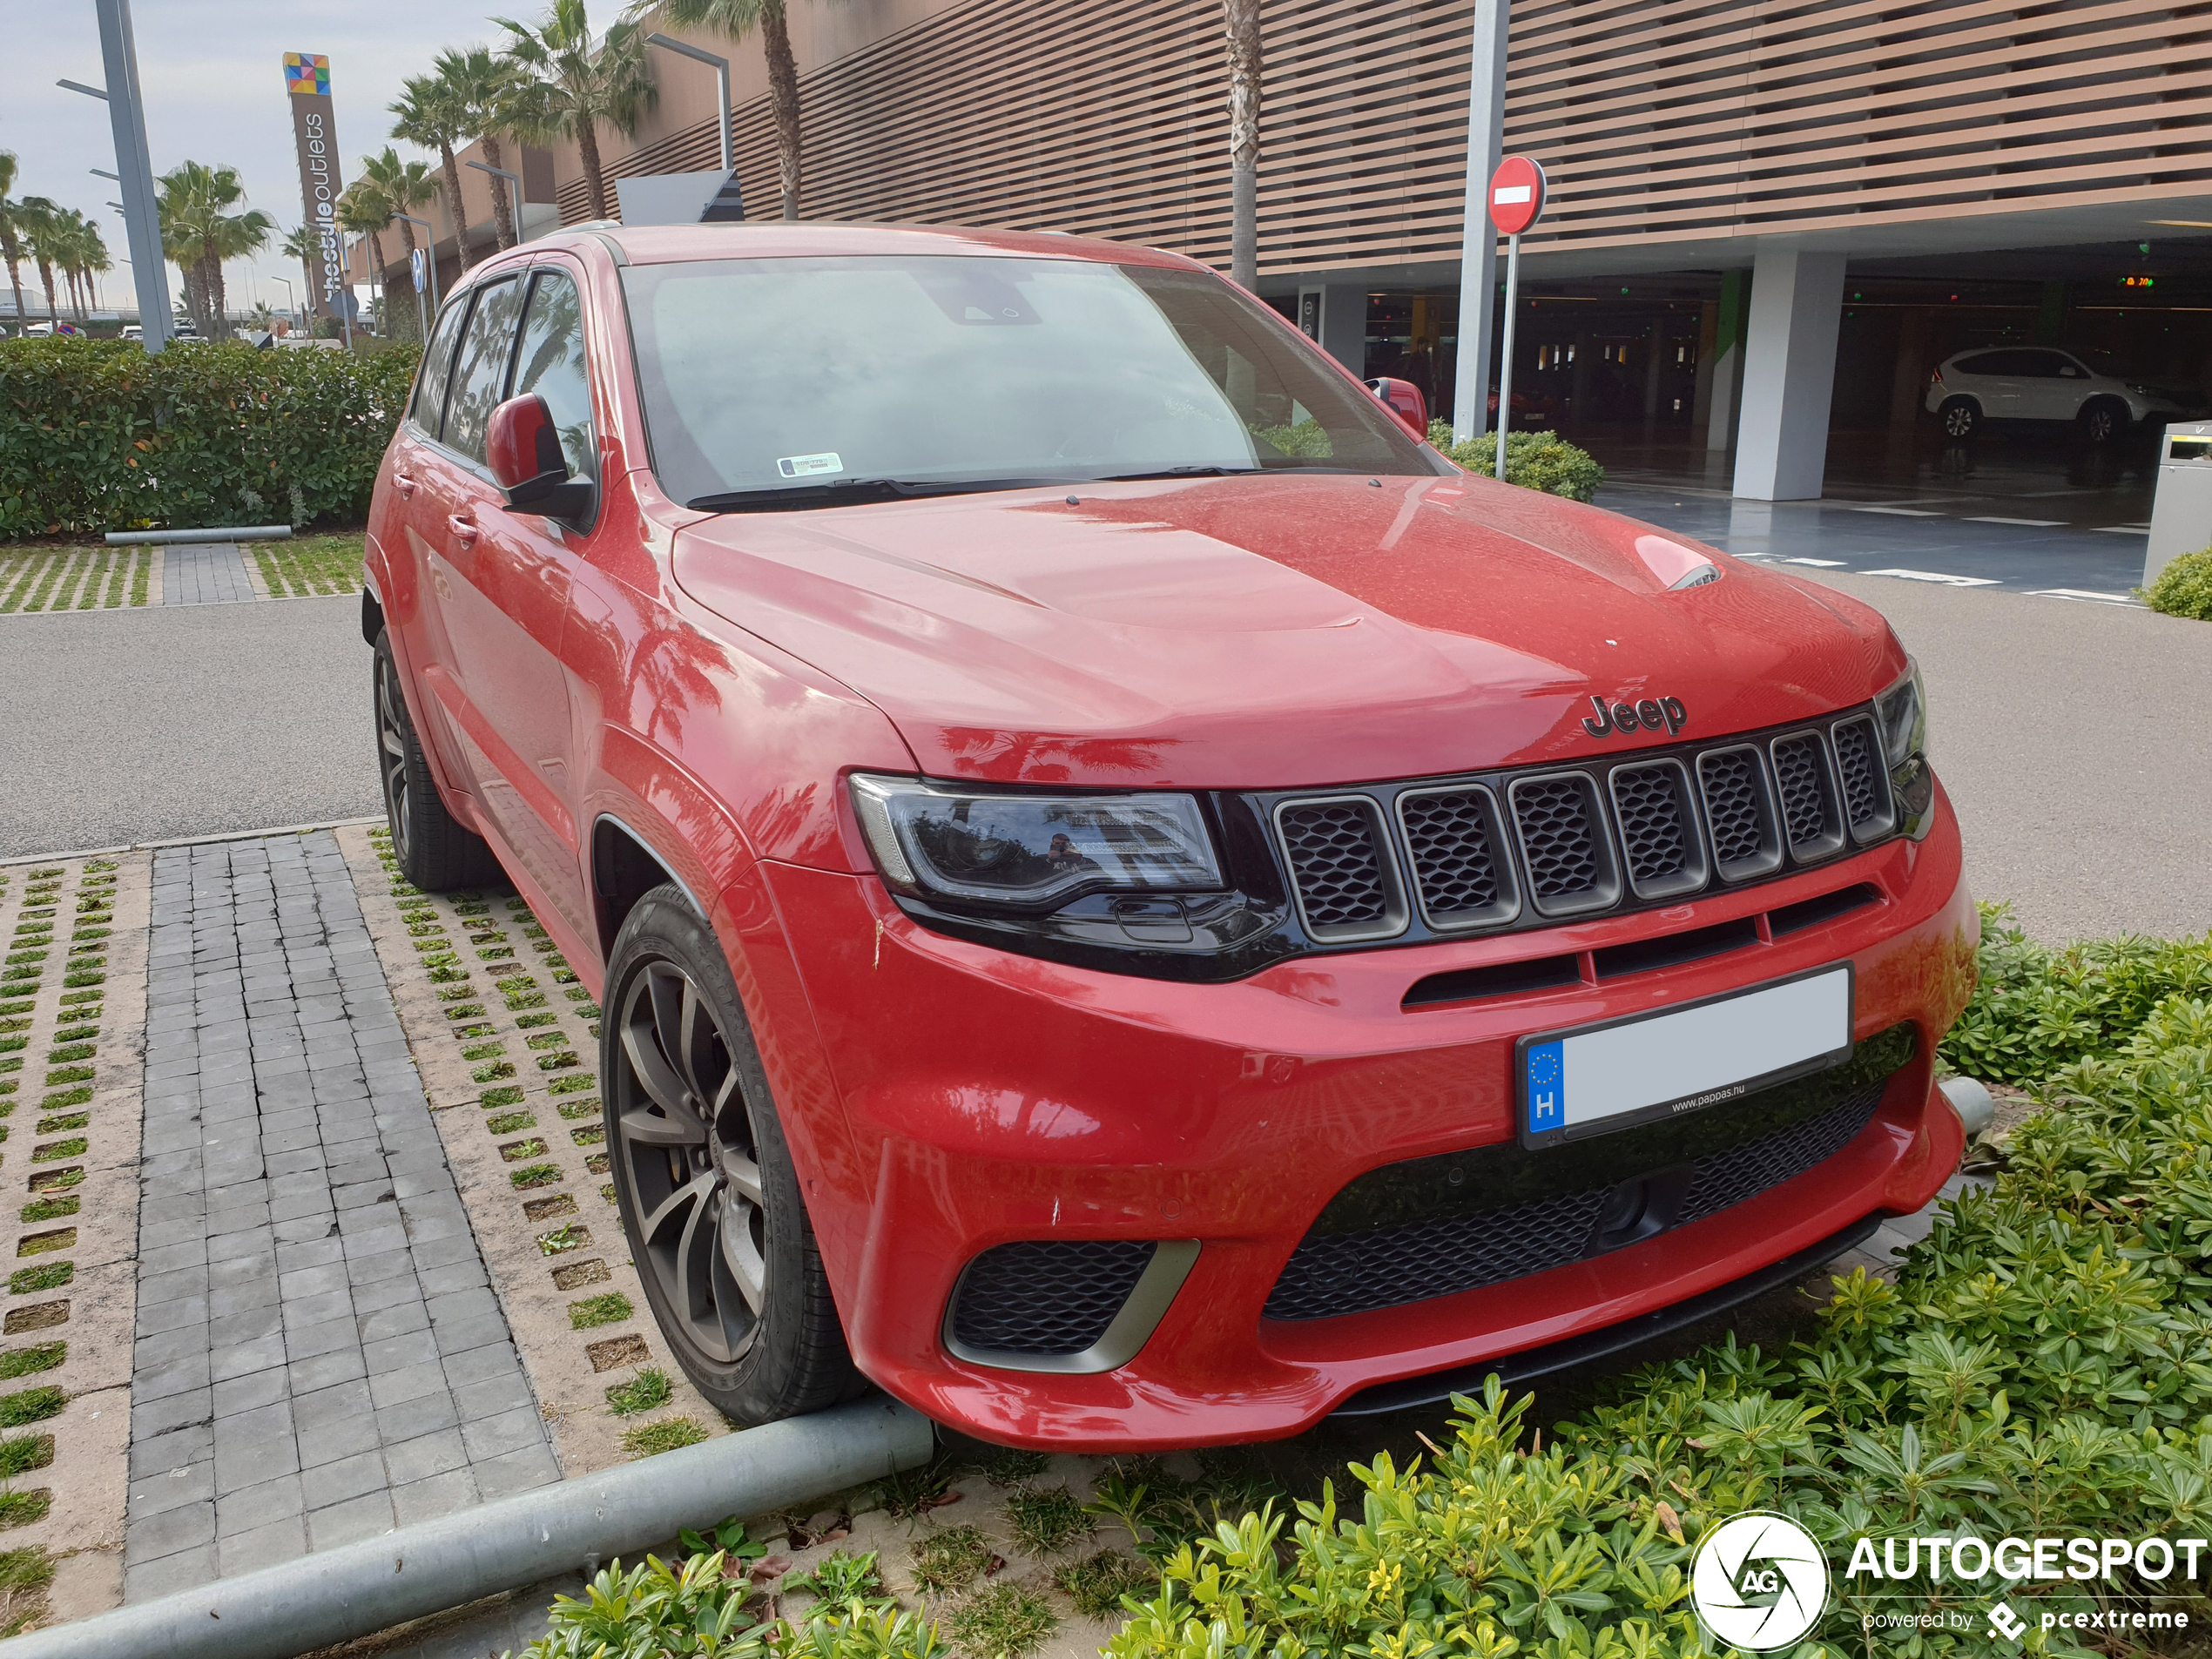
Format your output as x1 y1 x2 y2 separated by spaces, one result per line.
557 0 2212 274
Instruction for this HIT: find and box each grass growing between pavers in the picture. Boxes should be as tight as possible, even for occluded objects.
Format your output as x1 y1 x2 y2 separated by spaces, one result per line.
0 548 151 613
248 533 363 597
349 823 704 1479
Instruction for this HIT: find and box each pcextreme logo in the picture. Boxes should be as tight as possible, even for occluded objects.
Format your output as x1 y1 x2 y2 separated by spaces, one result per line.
1689 1512 1831 1652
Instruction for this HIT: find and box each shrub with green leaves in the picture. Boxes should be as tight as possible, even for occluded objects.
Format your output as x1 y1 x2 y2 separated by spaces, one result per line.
1426 420 1607 502
1104 921 2212 1659
0 337 419 536
2143 546 2212 620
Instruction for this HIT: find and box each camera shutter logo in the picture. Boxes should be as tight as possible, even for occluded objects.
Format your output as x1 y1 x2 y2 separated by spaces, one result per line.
1689 1512 1831 1651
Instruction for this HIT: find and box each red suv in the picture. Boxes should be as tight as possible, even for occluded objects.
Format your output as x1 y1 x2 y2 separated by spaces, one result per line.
364 224 1973 1449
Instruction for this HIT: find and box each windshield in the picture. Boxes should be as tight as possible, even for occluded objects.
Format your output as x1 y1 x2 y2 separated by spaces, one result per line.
620 254 1446 509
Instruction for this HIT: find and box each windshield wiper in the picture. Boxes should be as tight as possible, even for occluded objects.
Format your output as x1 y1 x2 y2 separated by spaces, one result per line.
1091 465 1265 482
685 477 1040 513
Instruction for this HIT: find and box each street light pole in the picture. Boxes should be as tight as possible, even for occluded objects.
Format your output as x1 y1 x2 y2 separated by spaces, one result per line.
644 33 732 174
272 273 296 334
84 0 172 352
465 160 527 240
1449 0 1510 444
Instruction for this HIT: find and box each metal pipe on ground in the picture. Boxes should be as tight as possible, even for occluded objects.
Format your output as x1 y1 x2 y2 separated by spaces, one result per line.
10 1397 934 1659
104 525 293 546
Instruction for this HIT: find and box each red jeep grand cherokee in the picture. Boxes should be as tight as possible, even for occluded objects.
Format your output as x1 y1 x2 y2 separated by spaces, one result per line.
364 224 1974 1450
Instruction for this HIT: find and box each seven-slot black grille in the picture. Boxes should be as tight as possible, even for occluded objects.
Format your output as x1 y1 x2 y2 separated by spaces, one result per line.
1265 707 1888 946
1278 800 1391 932
1260 1040 1905 1324
948 1239 1157 1356
1399 788 1506 925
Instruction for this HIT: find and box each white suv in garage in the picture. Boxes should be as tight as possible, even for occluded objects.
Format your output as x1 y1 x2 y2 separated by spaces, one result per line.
1926 346 2194 442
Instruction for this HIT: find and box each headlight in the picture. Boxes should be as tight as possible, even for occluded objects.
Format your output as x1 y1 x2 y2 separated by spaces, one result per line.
1875 658 1926 766
849 775 1223 911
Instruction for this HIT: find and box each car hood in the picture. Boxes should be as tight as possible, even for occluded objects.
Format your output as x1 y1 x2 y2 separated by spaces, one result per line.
669 473 1900 788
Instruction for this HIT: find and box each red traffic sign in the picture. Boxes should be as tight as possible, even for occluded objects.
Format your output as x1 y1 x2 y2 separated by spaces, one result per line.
1487 155 1548 235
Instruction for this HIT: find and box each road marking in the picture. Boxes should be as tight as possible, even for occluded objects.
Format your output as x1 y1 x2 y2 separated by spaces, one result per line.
1848 505 1944 516
1861 568 2003 586
1780 556 1846 567
2092 525 2149 535
2025 588 2146 606
1963 516 2065 527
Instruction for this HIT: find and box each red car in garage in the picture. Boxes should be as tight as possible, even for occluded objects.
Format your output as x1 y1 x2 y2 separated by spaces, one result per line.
363 223 1975 1449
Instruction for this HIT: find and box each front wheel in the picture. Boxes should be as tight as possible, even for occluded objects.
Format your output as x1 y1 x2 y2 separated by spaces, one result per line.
2079 399 2128 444
1938 397 1980 439
373 631 503 891
602 886 863 1424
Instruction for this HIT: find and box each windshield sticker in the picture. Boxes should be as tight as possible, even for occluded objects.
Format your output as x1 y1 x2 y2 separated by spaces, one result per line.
777 451 844 479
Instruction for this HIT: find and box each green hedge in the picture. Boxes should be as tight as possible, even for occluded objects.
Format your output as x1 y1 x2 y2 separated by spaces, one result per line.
1427 421 1606 502
0 337 418 536
2143 549 2212 621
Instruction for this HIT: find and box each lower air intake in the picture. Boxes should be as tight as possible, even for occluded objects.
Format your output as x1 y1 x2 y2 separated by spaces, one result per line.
948 1239 1157 1357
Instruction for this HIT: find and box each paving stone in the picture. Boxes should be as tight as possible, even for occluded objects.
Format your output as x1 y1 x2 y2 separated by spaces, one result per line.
128 834 544 1582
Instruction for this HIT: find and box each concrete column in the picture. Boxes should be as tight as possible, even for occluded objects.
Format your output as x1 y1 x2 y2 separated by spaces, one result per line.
1298 283 1367 378
1704 269 1749 451
1642 328 1664 419
1731 247 1846 502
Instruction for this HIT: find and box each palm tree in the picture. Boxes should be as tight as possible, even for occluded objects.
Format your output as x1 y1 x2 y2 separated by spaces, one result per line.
0 152 31 326
642 0 804 219
54 212 106 318
360 149 438 334
390 68 481 270
337 179 393 333
433 47 532 251
1223 0 1263 291
496 0 658 223
18 197 64 323
156 162 274 338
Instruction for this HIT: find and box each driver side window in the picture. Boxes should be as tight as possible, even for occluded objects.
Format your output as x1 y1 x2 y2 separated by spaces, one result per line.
511 271 597 484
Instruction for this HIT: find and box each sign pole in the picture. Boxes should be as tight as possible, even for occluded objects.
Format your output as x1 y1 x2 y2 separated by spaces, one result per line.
1495 231 1521 480
1483 154 1548 482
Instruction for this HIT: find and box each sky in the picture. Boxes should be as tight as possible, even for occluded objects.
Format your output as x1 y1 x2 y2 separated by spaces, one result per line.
3 0 522 320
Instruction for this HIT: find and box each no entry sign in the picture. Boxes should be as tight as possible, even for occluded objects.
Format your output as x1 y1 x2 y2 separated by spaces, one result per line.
1488 155 1548 236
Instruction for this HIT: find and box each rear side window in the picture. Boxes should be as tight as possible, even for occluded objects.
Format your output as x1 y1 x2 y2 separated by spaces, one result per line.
408 300 469 435
441 276 526 464
511 271 597 483
2017 351 2069 378
1954 352 2009 375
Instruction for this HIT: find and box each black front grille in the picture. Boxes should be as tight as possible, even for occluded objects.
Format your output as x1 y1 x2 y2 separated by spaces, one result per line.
1771 733 1836 852
1831 718 1884 833
1698 747 1769 867
1400 788 1506 925
1264 704 1892 948
1513 777 1602 900
1261 1027 1912 1322
1278 801 1389 931
948 1239 1157 1356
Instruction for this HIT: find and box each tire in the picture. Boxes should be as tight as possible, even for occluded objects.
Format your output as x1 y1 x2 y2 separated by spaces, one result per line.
373 629 505 891
1938 397 1980 440
2079 398 2128 445
602 885 862 1424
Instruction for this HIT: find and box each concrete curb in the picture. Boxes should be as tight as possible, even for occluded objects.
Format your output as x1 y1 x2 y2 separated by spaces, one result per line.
105 526 293 546
0 816 385 868
9 1397 936 1659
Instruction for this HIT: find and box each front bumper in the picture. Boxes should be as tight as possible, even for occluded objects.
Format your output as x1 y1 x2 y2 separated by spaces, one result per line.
760 786 1975 1450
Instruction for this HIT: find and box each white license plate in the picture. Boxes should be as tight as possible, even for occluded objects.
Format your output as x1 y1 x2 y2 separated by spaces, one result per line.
1517 964 1854 1147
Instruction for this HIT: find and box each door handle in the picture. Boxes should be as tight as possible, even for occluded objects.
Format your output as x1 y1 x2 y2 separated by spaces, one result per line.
447 510 480 548
392 471 418 500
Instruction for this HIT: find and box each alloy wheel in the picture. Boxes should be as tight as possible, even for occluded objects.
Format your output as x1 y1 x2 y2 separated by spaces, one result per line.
611 960 768 1364
1943 405 1974 438
2087 407 2115 442
375 650 414 867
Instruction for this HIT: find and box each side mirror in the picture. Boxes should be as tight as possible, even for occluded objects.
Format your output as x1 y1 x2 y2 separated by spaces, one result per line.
1366 375 1429 438
487 394 595 523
